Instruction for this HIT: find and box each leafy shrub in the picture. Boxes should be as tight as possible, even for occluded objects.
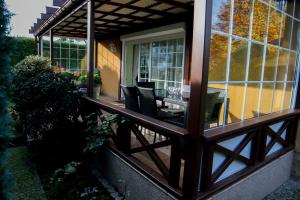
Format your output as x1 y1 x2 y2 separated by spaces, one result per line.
11 55 84 169
84 113 118 154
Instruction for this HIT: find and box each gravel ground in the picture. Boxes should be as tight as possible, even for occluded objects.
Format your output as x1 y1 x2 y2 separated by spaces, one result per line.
263 180 300 200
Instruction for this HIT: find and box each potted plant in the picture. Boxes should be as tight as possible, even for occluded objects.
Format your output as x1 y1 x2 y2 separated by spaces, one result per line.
77 73 102 98
93 73 102 99
78 75 88 94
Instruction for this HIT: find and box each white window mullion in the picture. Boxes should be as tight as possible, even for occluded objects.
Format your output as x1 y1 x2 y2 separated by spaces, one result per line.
241 0 255 120
222 0 235 125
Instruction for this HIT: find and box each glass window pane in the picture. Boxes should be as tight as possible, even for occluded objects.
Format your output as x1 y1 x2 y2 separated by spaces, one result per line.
151 67 158 79
70 49 78 58
167 68 175 81
276 49 289 81
159 41 167 54
61 48 69 58
168 39 176 52
272 83 284 112
280 15 293 48
52 59 60 67
260 83 274 115
176 53 183 67
175 68 182 82
287 52 297 81
176 38 184 52
272 0 289 12
211 0 231 33
229 38 248 81
264 46 278 81
291 20 300 51
252 0 269 42
248 43 264 81
53 48 60 58
295 2 300 20
227 84 245 123
283 83 293 110
244 83 260 119
70 60 78 72
53 39 60 48
43 48 50 58
232 0 252 38
268 8 282 45
208 33 229 82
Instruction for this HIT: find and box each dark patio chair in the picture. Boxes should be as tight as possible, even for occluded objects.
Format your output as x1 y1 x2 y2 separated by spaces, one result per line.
121 85 140 113
137 87 182 120
204 92 221 129
137 81 155 89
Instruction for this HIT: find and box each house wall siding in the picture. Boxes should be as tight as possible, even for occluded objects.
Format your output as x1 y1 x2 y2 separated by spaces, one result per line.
97 37 122 99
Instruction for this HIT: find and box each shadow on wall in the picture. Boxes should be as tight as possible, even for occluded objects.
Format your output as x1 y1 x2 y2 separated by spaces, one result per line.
97 38 121 98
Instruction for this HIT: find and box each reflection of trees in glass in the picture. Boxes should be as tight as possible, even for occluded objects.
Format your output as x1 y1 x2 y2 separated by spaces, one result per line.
264 46 278 81
208 34 228 81
268 8 282 45
252 0 269 42
249 43 264 81
229 38 248 81
212 0 231 33
232 0 252 38
276 49 289 81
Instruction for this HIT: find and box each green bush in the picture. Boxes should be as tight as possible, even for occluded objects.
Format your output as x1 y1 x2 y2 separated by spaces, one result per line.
11 55 79 142
0 0 14 199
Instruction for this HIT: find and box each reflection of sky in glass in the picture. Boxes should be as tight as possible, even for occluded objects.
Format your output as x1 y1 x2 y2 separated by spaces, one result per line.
212 0 228 27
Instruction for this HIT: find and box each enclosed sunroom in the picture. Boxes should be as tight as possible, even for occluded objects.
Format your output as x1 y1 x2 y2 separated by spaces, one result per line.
30 0 300 199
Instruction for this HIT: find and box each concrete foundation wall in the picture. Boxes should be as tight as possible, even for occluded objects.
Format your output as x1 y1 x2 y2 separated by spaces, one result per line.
96 147 293 200
95 147 176 200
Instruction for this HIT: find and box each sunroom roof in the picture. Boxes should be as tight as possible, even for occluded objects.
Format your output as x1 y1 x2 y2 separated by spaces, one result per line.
30 0 194 38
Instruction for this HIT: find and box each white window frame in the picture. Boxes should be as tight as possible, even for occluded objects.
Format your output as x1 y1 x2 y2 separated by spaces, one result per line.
121 23 186 89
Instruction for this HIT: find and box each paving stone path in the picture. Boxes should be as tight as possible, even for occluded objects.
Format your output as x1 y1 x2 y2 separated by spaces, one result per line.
263 180 300 200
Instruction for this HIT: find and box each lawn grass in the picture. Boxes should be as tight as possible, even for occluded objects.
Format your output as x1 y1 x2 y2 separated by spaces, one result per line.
7 146 47 200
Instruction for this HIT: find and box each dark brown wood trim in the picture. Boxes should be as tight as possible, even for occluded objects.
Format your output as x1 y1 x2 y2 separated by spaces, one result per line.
82 96 189 137
183 15 193 85
204 110 300 141
182 0 213 198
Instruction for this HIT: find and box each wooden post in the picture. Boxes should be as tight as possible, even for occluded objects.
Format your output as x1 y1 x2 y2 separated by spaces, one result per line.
40 36 44 57
49 29 54 64
182 0 212 198
168 137 182 188
87 0 95 98
37 36 42 56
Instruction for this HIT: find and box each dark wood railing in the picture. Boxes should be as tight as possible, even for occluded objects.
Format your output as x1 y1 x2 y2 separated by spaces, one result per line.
79 96 189 199
79 96 300 200
197 110 300 199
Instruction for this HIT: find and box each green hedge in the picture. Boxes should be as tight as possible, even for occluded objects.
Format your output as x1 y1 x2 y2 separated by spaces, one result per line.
11 37 37 66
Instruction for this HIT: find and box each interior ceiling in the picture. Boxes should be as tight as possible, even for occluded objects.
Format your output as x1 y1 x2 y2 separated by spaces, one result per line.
50 0 194 38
